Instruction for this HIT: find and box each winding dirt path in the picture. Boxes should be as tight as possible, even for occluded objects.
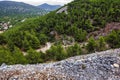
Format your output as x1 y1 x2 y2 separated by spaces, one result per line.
36 42 52 53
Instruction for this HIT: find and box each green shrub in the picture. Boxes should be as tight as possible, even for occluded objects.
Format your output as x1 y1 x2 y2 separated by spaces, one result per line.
106 30 120 48
86 37 98 53
66 43 82 57
26 48 43 64
46 44 67 61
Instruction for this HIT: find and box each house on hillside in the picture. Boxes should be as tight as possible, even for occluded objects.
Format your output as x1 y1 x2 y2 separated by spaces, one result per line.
0 22 12 31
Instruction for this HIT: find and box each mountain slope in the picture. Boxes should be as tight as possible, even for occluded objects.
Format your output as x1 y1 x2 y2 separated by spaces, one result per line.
38 3 61 11
0 48 120 79
4 0 120 48
0 1 47 17
0 0 120 64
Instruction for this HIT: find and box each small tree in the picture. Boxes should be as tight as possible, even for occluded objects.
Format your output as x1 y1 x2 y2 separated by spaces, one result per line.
0 35 6 45
38 34 48 45
98 36 106 51
22 37 30 51
46 44 67 61
26 48 43 64
106 31 120 48
13 46 27 64
75 29 87 42
7 40 14 52
0 47 14 65
66 43 82 57
55 45 67 61
86 37 98 53
29 36 40 49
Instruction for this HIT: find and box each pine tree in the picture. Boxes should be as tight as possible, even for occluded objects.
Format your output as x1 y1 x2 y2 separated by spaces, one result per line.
13 46 27 64
86 37 98 52
67 43 82 57
98 37 106 51
26 48 43 64
0 35 6 45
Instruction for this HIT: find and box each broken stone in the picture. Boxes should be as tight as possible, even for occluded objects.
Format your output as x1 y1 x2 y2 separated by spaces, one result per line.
113 63 119 68
0 49 120 79
0 63 7 69
1 63 6 67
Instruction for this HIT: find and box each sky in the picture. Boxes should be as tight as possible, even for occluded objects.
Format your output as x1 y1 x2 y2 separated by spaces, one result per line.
1 0 73 6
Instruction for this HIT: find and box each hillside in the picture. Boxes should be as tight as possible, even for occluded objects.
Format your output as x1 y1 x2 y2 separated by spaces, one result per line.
0 48 120 79
38 3 61 11
0 1 47 31
0 0 120 65
0 1 47 17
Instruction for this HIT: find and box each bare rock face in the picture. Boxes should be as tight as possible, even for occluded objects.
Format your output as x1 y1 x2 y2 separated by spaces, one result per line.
56 6 68 14
0 49 120 80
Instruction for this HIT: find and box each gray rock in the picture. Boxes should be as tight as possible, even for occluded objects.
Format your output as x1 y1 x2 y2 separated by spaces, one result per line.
0 63 7 69
0 49 120 80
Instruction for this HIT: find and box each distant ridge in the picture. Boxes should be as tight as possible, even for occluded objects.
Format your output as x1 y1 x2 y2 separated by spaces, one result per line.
0 1 47 17
38 3 61 11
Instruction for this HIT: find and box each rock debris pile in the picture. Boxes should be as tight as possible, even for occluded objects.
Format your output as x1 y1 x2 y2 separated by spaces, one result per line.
0 49 120 80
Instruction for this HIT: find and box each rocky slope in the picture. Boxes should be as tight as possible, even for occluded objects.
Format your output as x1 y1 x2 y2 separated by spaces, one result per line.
0 49 120 80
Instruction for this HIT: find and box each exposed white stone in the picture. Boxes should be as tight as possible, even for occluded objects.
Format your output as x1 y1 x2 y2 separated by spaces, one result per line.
113 63 119 68
56 6 68 14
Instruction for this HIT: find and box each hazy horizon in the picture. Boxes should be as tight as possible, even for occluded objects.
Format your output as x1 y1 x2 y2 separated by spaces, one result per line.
0 0 73 6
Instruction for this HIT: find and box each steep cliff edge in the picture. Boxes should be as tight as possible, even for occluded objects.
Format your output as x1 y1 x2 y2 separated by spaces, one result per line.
0 49 120 80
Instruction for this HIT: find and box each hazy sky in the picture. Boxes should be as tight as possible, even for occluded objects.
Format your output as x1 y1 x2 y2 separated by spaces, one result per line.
1 0 73 6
